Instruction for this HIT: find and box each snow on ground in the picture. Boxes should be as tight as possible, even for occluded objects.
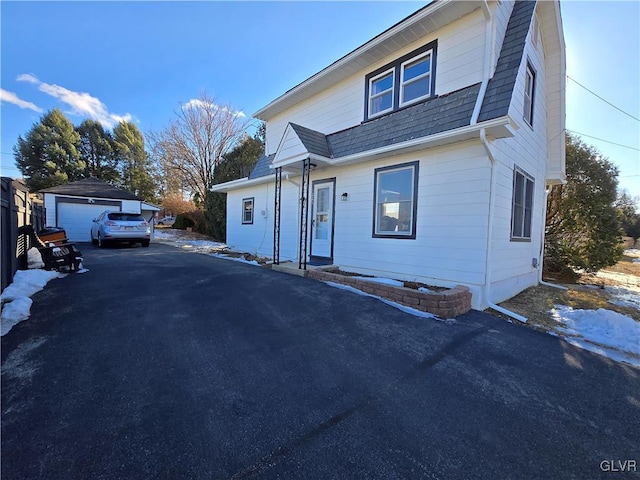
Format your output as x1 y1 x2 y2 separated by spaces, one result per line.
154 230 259 265
324 281 449 322
625 249 640 264
353 276 404 287
606 286 640 311
1 269 63 336
551 305 640 367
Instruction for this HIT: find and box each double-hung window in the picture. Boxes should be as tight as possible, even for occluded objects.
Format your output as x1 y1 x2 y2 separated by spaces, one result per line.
365 41 437 120
369 69 394 117
373 162 419 239
523 63 535 127
242 197 254 224
400 51 432 106
511 168 534 241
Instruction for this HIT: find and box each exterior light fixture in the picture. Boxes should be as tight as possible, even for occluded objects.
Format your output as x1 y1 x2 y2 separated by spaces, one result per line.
341 192 348 201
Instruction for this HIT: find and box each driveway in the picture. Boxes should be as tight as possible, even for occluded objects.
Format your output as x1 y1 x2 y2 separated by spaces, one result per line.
2 243 639 479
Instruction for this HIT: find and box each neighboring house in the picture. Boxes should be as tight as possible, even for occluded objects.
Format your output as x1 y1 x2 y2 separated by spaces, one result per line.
211 0 565 309
40 178 160 242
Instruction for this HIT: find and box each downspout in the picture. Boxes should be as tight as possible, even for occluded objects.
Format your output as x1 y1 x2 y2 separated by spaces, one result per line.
474 1 528 323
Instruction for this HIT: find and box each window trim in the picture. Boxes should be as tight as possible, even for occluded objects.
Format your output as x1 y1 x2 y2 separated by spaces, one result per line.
523 62 535 128
368 68 395 118
399 49 433 107
364 40 437 121
242 197 254 225
372 161 419 239
510 167 534 242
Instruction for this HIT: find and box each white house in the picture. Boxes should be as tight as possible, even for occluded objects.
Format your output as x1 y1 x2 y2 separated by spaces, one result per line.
212 0 566 310
40 178 160 242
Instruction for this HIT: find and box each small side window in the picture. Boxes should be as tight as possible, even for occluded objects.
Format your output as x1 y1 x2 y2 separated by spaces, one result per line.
524 63 535 127
242 198 254 225
511 167 534 241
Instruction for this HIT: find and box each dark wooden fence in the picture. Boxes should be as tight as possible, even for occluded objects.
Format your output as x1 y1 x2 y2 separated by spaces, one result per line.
1 177 45 292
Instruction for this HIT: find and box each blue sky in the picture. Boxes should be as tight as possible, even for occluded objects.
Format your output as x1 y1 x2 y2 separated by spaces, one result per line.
1 1 638 200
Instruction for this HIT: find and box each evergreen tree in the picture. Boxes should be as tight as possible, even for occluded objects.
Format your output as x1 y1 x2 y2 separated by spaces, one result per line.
77 119 119 183
545 134 624 273
206 125 265 241
113 121 156 201
13 108 84 191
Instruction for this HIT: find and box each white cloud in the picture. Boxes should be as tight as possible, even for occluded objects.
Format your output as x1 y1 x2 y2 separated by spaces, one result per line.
0 88 43 113
183 98 245 118
16 73 133 128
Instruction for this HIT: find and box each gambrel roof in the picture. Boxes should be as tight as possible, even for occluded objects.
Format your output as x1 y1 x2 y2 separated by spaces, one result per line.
234 0 542 186
479 0 537 122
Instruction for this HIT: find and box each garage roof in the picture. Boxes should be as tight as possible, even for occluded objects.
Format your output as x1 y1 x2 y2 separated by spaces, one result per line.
39 178 142 200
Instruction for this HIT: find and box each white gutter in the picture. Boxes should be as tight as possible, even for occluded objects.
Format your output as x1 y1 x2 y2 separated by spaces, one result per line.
210 175 272 193
479 130 527 323
332 117 511 166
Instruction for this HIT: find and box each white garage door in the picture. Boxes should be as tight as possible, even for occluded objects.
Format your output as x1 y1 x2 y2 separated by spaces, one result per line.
57 203 118 242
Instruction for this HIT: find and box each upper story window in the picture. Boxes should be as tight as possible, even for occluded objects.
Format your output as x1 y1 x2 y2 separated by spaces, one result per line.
523 63 535 127
400 51 432 106
364 40 437 120
369 69 394 116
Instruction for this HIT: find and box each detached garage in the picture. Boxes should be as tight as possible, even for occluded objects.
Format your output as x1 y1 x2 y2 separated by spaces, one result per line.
40 178 160 242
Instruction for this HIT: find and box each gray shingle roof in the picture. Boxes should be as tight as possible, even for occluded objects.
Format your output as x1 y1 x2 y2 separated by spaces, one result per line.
478 0 536 122
290 124 333 158
248 153 275 179
39 177 141 200
328 83 481 157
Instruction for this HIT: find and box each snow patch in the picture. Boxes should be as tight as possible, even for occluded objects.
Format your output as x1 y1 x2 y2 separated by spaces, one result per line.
1 269 63 336
324 281 443 321
27 248 44 269
624 249 640 258
1 269 62 303
606 286 640 311
551 305 640 367
353 276 404 287
1 298 33 336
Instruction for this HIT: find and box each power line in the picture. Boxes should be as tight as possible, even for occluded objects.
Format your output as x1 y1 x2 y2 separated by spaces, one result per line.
567 76 640 122
567 129 640 152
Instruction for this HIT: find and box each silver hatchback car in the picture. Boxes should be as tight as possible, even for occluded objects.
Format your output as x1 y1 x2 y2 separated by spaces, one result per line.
91 211 151 248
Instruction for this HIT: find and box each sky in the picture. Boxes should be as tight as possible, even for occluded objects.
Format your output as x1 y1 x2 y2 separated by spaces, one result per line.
1 1 638 200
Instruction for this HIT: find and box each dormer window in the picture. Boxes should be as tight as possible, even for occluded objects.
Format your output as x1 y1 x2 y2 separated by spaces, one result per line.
369 69 394 116
364 40 437 120
400 51 432 106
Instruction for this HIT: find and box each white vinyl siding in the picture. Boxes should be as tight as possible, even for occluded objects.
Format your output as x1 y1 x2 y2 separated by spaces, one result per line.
264 8 487 153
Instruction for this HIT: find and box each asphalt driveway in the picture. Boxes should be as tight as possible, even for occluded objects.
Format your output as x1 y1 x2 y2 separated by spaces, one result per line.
2 242 639 479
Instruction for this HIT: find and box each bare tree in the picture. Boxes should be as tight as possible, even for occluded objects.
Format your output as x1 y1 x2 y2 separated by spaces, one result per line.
150 93 250 202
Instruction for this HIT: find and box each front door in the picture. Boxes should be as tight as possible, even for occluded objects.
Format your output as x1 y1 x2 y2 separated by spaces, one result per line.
311 180 334 259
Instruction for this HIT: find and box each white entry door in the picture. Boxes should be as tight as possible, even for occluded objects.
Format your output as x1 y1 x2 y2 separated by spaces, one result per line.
311 181 334 258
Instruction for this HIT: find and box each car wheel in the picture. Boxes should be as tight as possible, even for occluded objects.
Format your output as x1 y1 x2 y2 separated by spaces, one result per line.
91 231 97 245
141 240 150 248
98 234 105 248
